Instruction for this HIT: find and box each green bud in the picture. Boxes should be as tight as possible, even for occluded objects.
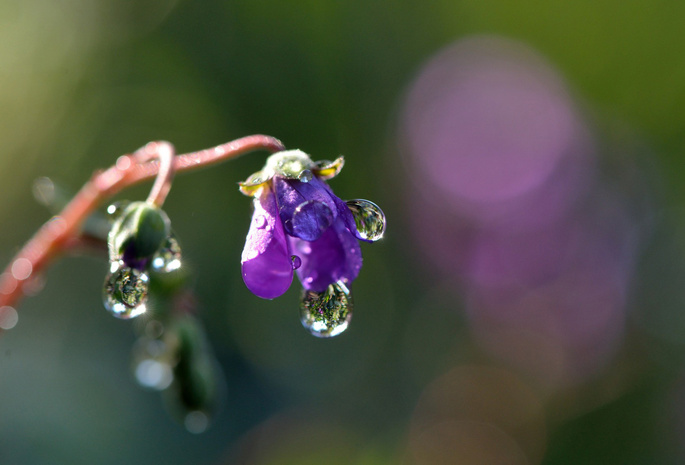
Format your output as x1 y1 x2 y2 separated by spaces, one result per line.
108 201 170 264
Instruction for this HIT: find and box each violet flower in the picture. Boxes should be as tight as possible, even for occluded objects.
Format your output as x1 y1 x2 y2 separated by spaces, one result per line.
239 150 385 336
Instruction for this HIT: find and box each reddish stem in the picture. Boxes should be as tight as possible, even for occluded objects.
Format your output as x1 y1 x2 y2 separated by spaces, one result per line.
0 135 285 316
134 141 176 207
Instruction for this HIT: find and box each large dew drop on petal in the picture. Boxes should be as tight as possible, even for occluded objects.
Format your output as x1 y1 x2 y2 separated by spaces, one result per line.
103 261 149 319
300 281 353 338
291 200 334 241
346 199 386 242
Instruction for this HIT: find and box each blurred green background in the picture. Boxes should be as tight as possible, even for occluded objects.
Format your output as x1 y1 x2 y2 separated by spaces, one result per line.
2 1 685 464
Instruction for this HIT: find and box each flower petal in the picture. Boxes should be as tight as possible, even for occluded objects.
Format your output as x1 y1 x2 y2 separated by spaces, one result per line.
241 189 293 299
291 200 334 241
289 218 362 292
273 176 337 241
316 180 372 242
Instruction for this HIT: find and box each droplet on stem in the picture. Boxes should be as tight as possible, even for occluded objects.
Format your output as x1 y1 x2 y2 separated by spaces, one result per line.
103 261 149 319
300 281 352 337
346 199 386 241
151 234 182 272
0 306 19 330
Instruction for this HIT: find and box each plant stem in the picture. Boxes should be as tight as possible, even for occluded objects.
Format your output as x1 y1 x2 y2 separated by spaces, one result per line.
0 135 285 316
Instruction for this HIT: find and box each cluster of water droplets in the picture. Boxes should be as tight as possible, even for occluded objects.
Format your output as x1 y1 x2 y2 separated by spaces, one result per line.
102 201 183 320
300 281 353 337
296 197 384 337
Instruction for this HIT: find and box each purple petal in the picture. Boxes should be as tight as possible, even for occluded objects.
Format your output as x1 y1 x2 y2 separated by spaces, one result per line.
291 200 334 241
316 180 369 242
241 189 293 299
289 219 362 292
273 177 337 241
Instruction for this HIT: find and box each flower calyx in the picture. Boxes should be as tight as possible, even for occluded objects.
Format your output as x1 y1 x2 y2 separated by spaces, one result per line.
239 149 344 197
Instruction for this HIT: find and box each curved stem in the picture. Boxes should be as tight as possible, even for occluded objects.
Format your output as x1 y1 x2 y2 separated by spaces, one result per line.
0 134 285 316
133 141 176 207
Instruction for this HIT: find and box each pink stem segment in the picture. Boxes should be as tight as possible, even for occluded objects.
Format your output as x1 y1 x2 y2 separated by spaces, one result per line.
0 135 285 318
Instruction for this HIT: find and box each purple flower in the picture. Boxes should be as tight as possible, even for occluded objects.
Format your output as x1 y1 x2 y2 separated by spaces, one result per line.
240 150 384 300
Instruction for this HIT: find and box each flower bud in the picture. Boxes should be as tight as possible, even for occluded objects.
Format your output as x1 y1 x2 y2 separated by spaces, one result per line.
108 201 170 268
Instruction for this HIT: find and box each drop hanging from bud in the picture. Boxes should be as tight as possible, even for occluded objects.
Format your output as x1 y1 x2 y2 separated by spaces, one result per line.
103 261 150 319
346 199 386 242
300 281 353 337
132 336 174 391
151 233 182 273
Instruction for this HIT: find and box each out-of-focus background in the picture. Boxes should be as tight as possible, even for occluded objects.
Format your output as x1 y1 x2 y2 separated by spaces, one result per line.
1 1 685 464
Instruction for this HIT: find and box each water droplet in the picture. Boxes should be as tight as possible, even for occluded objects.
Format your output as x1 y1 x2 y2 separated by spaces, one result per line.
184 410 209 434
132 337 174 390
144 319 165 339
0 306 18 330
255 214 268 229
239 171 267 196
22 274 46 296
300 281 352 337
103 262 149 319
298 169 313 182
291 255 302 270
11 258 32 281
346 199 386 241
151 234 182 273
312 157 345 180
32 177 55 207
135 358 174 390
106 200 131 220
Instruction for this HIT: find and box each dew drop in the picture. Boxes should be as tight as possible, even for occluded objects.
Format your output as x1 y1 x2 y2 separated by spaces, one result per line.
185 410 209 434
300 281 352 337
131 336 174 390
255 214 268 229
0 306 19 330
151 234 182 273
22 274 46 296
32 177 55 207
346 199 386 241
291 255 302 270
11 258 32 281
298 169 313 183
103 262 149 319
106 200 131 220
135 358 174 390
